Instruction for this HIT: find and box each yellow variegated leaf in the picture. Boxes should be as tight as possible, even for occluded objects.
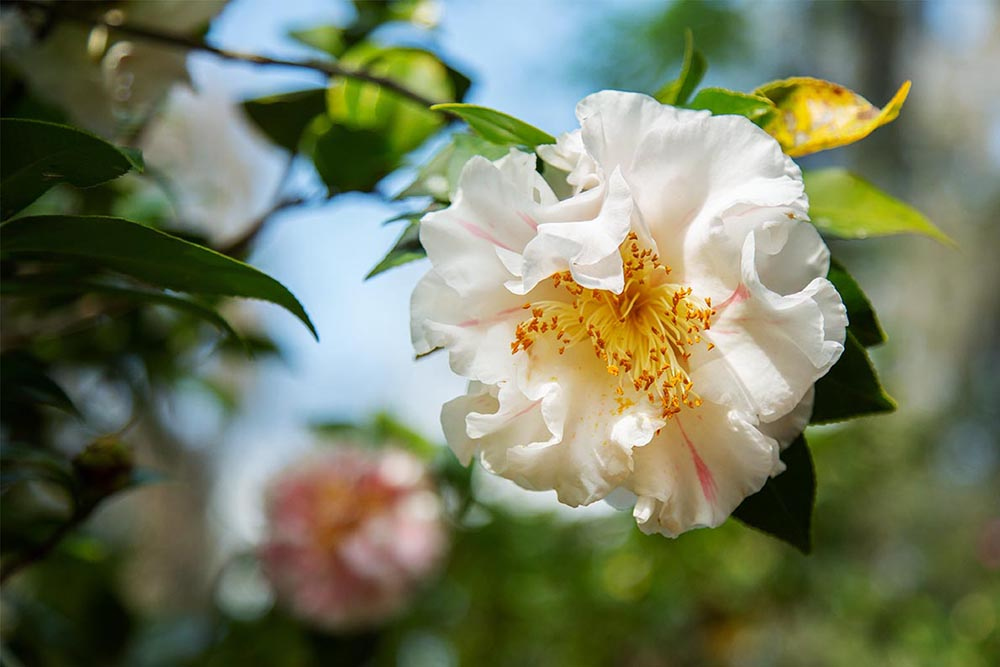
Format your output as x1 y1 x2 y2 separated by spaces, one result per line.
755 77 911 157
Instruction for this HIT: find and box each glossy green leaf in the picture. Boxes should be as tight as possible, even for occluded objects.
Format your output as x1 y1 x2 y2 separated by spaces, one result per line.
1 215 317 339
654 29 706 106
289 25 347 57
243 88 327 152
328 47 452 153
827 258 885 347
732 435 814 553
316 47 458 192
398 133 510 201
430 104 555 148
0 118 143 220
367 218 425 279
686 87 775 123
811 332 896 424
804 169 953 244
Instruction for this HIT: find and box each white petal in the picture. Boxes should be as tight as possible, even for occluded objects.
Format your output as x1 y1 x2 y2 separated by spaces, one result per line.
628 116 804 272
411 269 528 383
759 386 815 449
515 168 633 294
691 232 847 420
576 91 708 175
444 343 665 507
441 383 498 466
537 129 600 193
420 153 551 298
627 402 781 536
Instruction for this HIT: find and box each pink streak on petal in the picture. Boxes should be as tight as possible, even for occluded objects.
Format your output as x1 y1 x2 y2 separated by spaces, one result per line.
456 305 525 328
456 218 516 252
715 283 750 313
517 211 539 231
677 418 717 504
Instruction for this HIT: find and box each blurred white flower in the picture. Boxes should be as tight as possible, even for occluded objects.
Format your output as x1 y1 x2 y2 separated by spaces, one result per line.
411 91 846 537
259 446 447 631
1 0 225 136
138 83 286 245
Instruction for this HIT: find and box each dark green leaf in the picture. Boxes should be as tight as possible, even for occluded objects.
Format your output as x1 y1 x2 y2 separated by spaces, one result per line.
0 352 80 418
804 169 953 244
367 218 425 279
654 29 707 106
310 122 398 193
0 443 75 490
686 87 776 124
0 118 143 220
827 258 885 347
2 276 244 346
289 25 347 58
398 133 510 200
1 215 317 339
733 435 814 553
430 104 555 148
243 88 328 152
811 332 896 424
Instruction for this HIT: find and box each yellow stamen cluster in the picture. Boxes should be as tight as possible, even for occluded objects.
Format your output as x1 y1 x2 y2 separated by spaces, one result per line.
511 233 716 419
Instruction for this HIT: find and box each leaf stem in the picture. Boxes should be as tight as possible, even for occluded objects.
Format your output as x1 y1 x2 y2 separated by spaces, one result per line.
9 0 444 109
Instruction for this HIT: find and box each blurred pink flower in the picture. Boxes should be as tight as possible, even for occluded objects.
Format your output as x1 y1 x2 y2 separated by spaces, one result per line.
259 446 448 631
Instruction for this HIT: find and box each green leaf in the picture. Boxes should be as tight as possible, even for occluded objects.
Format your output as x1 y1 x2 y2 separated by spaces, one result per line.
0 118 143 220
0 352 80 418
430 104 555 148
1 215 317 339
827 258 885 347
398 133 510 201
316 47 458 192
243 88 328 153
312 412 437 460
367 217 425 279
289 25 347 58
308 120 398 193
804 169 953 244
732 435 815 553
654 28 707 106
328 47 452 152
686 87 775 124
811 332 896 424
2 276 243 345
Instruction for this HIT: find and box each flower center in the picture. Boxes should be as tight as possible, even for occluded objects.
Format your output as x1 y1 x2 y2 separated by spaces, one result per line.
512 233 716 419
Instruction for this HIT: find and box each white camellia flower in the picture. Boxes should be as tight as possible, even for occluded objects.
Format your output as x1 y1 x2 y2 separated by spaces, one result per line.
411 91 847 537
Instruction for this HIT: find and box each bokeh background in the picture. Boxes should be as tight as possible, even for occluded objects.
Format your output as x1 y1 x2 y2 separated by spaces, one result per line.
2 1 998 665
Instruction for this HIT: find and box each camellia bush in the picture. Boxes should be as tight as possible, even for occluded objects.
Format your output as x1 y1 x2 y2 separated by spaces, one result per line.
1 1 978 666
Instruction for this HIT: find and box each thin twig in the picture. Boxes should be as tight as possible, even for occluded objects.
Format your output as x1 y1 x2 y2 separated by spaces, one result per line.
9 0 445 110
218 195 309 257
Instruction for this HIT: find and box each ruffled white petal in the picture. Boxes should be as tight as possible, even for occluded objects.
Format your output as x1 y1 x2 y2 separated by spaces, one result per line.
691 232 847 420
759 386 815 449
443 342 666 506
627 402 781 536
